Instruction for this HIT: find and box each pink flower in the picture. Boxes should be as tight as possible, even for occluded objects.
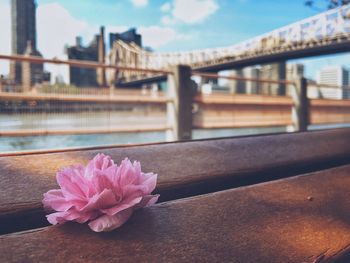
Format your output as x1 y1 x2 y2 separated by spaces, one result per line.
43 153 159 232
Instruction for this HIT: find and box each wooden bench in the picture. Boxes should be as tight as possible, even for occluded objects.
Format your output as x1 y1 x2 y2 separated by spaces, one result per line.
1 128 350 262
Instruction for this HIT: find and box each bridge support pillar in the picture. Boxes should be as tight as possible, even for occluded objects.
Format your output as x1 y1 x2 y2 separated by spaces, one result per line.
166 65 194 141
291 77 309 132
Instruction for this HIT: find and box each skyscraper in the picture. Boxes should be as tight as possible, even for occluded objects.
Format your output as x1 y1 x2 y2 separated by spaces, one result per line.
316 66 349 87
10 0 43 85
316 66 350 99
260 62 286 96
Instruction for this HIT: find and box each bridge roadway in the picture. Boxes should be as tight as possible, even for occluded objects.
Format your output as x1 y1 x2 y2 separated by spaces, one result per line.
119 38 350 87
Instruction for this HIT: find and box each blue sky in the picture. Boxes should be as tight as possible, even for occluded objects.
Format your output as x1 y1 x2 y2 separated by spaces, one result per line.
38 0 326 51
0 0 349 79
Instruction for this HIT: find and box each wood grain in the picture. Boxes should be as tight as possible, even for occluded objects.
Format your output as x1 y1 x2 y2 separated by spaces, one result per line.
1 128 350 234
0 91 169 104
1 165 350 263
193 94 350 128
193 103 292 128
310 99 350 124
0 125 170 137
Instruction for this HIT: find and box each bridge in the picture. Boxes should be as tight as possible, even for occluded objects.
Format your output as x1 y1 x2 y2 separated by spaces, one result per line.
111 4 350 86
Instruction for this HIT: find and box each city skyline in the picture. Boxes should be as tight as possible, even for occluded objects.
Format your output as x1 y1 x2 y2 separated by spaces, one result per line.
1 0 350 80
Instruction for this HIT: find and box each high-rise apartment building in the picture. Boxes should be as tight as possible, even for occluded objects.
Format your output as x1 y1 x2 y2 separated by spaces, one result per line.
10 0 43 85
316 66 349 99
317 66 349 87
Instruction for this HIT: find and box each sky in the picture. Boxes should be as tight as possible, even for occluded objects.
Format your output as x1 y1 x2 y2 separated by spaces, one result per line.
0 0 350 79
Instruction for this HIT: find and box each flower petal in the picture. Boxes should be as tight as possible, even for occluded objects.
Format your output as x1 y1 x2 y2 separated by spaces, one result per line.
47 210 77 224
91 169 115 194
88 208 133 232
79 188 117 212
139 172 158 194
117 158 139 188
85 153 115 179
100 196 142 216
57 166 90 200
135 194 160 209
47 209 96 225
42 189 72 212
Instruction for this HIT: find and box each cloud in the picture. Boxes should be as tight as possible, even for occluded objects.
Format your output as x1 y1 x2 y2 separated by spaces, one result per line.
161 0 219 25
161 15 176 26
0 2 132 80
37 3 98 59
37 3 101 83
160 2 172 12
139 26 182 48
130 0 148 8
38 3 128 56
0 2 190 79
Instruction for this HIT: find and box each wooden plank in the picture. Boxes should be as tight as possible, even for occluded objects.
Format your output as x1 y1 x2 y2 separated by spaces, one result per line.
1 128 350 234
1 165 350 262
0 125 171 137
310 99 350 125
0 91 169 104
194 93 293 106
194 96 350 128
193 119 292 129
194 103 292 128
311 99 350 107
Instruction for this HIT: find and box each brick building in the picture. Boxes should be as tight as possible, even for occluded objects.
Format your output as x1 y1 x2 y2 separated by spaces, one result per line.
66 27 106 87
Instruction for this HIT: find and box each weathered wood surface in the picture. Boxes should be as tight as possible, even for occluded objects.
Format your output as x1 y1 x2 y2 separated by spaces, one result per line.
1 164 350 263
0 125 170 137
0 91 169 104
1 128 350 234
193 103 292 128
311 99 350 125
193 94 350 128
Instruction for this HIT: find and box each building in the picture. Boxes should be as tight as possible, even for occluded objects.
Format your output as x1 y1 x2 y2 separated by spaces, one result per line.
227 69 245 94
66 27 106 87
316 66 349 99
243 67 260 94
225 63 286 95
10 0 44 86
287 64 304 80
286 64 304 96
316 66 349 86
21 40 45 91
260 62 286 96
109 28 142 48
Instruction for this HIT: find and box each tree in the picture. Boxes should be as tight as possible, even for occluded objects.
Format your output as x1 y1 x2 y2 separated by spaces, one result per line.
305 0 350 10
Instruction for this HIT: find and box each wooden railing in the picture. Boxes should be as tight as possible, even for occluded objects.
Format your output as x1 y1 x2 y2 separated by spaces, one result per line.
1 55 350 142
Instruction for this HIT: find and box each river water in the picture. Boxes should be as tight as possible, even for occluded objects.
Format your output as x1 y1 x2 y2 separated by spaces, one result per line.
1 111 347 153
